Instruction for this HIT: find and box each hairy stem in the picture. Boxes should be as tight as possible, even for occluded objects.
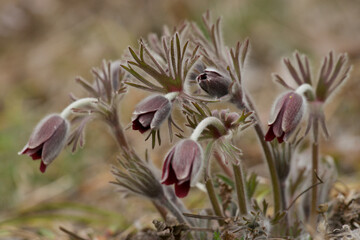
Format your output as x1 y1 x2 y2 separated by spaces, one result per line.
159 195 190 225
232 163 248 215
109 107 131 152
205 179 224 226
60 97 99 119
310 119 319 225
214 151 233 178
243 92 282 214
190 117 226 141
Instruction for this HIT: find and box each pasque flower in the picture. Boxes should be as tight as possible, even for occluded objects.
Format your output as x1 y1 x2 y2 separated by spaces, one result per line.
132 95 172 133
19 114 69 173
196 68 232 98
161 139 203 198
265 91 305 143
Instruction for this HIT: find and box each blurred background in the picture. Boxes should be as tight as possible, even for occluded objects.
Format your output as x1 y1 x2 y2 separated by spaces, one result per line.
0 0 360 238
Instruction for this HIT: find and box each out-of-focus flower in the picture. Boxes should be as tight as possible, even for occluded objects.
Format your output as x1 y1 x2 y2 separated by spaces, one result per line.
132 95 172 133
196 68 232 98
265 91 305 143
19 114 69 173
212 109 240 130
161 139 203 198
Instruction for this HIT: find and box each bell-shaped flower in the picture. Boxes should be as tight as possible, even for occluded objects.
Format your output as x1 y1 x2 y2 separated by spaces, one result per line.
196 68 232 98
19 114 69 173
161 139 203 198
265 91 305 143
132 95 172 133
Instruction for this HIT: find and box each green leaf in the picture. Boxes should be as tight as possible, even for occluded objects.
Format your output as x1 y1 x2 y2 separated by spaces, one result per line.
216 174 234 189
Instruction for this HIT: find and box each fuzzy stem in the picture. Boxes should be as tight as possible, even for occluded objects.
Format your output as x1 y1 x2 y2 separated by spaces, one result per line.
295 83 315 101
198 140 215 183
214 151 233 178
109 107 131 152
310 119 319 225
159 195 190 225
232 163 248 215
243 92 282 214
205 179 224 226
190 117 226 141
60 97 99 119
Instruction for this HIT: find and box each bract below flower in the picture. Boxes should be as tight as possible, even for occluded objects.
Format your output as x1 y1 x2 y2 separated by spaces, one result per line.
265 91 305 143
161 139 203 198
132 95 172 133
19 114 69 173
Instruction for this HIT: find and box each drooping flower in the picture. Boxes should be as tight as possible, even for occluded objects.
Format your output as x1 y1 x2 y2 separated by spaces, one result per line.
19 114 69 173
132 95 172 133
265 91 305 143
196 68 232 98
161 139 203 198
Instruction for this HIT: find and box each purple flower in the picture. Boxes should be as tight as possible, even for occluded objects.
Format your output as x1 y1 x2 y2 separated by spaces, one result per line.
265 91 305 143
161 139 203 198
19 114 69 173
196 69 232 98
132 95 172 133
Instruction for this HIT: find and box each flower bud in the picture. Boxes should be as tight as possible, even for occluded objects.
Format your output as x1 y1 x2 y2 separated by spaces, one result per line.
265 91 305 143
132 95 172 133
19 114 69 173
196 68 232 98
212 109 240 130
161 139 203 198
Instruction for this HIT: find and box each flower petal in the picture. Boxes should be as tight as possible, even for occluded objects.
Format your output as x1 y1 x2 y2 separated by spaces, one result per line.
27 115 65 149
151 101 171 130
174 180 191 198
161 149 176 184
265 125 276 142
268 92 290 125
40 161 47 173
138 112 155 128
282 93 304 133
272 108 285 137
132 95 170 119
172 140 199 181
42 119 68 165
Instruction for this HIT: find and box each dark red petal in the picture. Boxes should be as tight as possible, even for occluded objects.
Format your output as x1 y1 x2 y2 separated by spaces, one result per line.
30 149 42 160
161 164 177 185
265 125 276 142
20 145 43 160
161 149 175 184
174 180 191 198
277 132 285 144
40 161 47 173
132 118 150 133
